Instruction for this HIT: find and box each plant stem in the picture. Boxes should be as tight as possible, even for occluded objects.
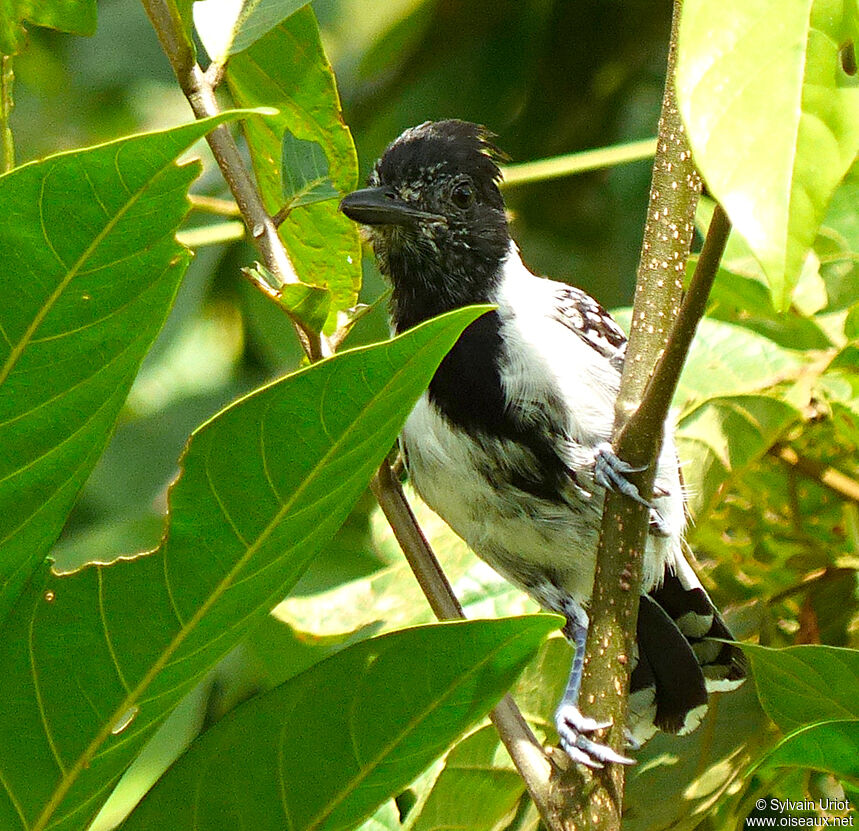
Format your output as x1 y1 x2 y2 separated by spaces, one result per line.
139 0 325 361
558 2 709 827
371 463 558 826
1 56 14 173
501 138 657 188
769 443 859 505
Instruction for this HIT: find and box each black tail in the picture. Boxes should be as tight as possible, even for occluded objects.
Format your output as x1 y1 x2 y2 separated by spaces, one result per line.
627 563 746 745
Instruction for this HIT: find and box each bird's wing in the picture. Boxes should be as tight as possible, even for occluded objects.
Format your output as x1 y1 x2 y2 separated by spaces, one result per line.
550 285 627 370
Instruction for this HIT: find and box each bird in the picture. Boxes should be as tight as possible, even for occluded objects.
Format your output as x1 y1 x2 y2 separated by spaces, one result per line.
339 119 745 768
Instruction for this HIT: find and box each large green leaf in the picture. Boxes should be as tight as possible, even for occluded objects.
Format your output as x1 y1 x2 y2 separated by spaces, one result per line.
0 112 245 620
672 319 806 417
121 616 559 831
0 0 96 54
742 644 859 732
227 9 361 328
757 719 859 783
0 306 486 831
409 724 526 831
677 0 859 309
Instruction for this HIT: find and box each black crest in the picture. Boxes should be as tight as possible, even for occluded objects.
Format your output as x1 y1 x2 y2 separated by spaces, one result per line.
371 120 508 212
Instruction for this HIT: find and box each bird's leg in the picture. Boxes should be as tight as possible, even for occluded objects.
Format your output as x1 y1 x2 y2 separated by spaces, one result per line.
594 442 670 532
555 602 636 768
594 441 653 508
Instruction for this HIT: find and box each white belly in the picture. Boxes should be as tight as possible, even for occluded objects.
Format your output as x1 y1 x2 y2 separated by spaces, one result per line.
400 394 684 610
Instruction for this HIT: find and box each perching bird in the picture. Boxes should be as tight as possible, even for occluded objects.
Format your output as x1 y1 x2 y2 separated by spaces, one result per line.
340 120 745 768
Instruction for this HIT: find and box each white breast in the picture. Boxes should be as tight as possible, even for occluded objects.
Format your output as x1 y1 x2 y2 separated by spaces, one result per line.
400 243 686 606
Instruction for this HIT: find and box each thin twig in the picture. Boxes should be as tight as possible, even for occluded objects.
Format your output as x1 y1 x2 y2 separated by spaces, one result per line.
371 463 557 823
770 443 859 505
501 138 657 188
140 0 326 361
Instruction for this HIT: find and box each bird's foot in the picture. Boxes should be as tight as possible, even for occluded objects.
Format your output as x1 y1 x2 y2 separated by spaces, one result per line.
594 442 656 511
555 704 636 769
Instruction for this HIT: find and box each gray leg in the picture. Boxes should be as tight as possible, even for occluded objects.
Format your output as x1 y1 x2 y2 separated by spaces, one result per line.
594 442 672 534
594 441 655 510
555 602 635 768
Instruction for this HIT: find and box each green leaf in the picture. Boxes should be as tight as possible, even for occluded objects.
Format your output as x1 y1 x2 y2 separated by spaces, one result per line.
0 0 96 54
677 0 859 309
279 493 539 642
0 306 487 831
243 263 332 334
672 319 806 415
121 616 558 831
741 643 859 732
410 724 526 831
227 10 361 329
757 719 859 783
278 282 332 334
193 0 310 60
701 266 833 349
670 318 806 518
280 128 341 210
678 394 800 518
0 112 246 620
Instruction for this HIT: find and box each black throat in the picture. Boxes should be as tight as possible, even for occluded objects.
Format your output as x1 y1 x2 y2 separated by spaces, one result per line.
386 252 574 504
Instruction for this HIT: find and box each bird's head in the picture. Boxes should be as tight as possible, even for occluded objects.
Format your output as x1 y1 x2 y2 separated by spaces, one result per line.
340 120 511 329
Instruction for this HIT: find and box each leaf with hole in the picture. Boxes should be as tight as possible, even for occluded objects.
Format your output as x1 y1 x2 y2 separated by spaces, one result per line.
227 9 361 327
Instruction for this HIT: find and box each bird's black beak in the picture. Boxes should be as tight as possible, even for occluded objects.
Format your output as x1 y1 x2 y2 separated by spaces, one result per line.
339 187 445 226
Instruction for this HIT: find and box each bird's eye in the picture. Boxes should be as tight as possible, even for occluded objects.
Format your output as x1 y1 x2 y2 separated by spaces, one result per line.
451 181 475 209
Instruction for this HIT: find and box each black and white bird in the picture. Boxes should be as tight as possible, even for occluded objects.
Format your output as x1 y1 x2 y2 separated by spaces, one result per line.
340 120 745 768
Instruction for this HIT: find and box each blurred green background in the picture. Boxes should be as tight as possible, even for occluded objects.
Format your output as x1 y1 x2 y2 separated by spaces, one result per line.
10 4 859 827
15 0 673 574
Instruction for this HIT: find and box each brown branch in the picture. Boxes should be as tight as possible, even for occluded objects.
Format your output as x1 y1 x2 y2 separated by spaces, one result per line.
558 2 715 827
370 463 559 824
770 443 859 505
139 0 325 362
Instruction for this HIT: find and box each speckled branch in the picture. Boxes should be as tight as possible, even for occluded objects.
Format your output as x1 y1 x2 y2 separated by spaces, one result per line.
554 2 707 827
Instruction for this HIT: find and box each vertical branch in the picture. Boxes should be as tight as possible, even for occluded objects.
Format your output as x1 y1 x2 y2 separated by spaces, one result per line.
139 0 326 360
1 56 14 173
557 1 703 827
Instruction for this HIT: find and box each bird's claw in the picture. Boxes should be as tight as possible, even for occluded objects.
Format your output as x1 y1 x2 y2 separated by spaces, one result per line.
555 704 636 768
594 442 656 511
